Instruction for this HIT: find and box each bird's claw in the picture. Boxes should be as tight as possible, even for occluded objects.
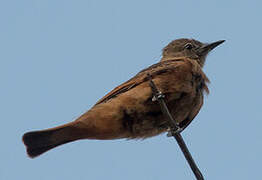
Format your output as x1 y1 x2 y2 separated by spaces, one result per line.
152 92 165 101
166 126 183 137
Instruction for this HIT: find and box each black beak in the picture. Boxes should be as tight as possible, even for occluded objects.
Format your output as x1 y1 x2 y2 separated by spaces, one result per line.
197 40 225 55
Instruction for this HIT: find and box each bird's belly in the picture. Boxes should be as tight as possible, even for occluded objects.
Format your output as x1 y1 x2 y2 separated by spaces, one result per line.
123 91 203 139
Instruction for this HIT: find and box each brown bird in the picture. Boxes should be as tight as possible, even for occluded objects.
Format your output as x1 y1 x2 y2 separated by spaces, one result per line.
22 38 224 158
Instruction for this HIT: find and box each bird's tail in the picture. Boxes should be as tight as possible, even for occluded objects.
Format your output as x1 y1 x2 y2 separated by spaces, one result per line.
22 122 84 158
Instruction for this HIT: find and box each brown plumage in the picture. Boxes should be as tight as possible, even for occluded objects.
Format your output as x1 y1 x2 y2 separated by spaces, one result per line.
22 38 225 158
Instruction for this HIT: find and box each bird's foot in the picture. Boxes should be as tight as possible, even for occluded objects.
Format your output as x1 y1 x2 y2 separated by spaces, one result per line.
166 126 183 137
152 92 165 101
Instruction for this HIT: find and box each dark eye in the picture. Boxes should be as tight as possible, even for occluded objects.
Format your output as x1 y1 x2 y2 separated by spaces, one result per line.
184 43 193 50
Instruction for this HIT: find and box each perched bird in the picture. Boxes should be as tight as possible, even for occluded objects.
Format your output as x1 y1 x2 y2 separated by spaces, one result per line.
22 38 224 158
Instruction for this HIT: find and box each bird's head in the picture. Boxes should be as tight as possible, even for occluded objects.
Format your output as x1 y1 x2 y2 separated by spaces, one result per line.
161 38 225 67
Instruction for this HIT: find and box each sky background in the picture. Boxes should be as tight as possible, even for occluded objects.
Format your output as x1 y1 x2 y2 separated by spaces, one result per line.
1 0 262 180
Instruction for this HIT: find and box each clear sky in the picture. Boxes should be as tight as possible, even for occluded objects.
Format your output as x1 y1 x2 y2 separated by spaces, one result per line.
1 0 262 180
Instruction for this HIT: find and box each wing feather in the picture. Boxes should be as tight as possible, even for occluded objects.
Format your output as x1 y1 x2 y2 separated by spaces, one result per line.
95 59 185 105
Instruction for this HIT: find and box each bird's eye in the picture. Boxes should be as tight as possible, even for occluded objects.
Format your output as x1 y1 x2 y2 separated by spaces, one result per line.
184 43 193 50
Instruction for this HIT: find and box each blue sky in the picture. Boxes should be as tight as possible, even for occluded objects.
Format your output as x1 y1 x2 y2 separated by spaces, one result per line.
1 0 262 179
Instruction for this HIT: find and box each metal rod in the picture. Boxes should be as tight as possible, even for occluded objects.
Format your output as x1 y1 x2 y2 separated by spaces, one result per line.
147 73 204 180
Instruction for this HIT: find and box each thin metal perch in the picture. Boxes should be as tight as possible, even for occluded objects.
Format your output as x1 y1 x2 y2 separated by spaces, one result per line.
147 73 204 180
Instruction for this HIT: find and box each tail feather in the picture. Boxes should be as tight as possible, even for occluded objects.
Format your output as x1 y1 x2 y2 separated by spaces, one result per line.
22 122 82 158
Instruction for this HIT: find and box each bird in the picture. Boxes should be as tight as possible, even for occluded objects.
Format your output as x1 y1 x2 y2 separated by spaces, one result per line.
22 38 225 158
